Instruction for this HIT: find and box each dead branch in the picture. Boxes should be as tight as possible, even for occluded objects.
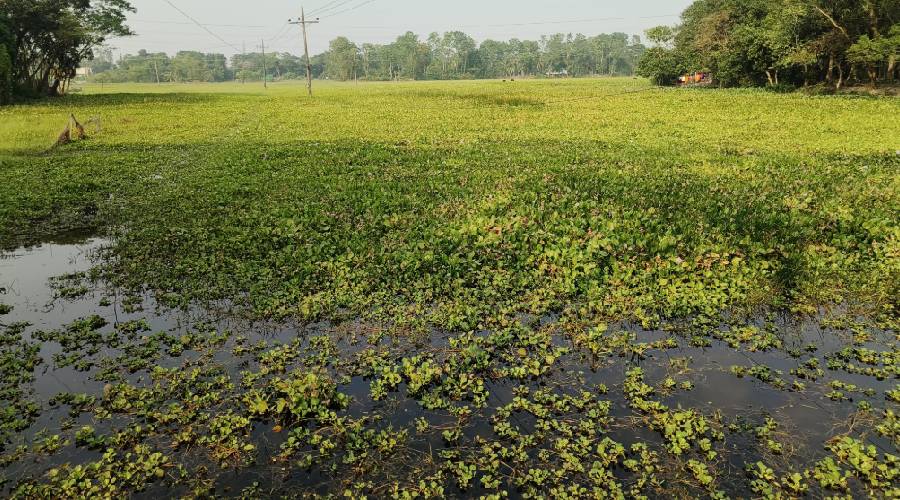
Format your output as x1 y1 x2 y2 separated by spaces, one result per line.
53 124 71 149
814 6 851 41
70 113 85 140
47 113 91 152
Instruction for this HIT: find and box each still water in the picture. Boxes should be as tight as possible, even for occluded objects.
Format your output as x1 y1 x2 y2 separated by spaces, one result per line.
0 237 895 497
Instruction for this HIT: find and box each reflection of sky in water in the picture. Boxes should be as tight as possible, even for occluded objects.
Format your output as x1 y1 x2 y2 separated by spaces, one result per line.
0 238 895 496
0 240 105 329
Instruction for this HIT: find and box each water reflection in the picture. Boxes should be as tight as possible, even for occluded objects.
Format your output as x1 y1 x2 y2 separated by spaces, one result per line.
0 238 895 497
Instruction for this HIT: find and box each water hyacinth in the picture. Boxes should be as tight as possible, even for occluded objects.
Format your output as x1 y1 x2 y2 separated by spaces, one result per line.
0 79 898 497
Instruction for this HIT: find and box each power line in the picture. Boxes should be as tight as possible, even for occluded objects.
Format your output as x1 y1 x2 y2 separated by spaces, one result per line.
306 0 342 15
307 0 345 16
460 14 680 29
320 0 379 19
160 0 241 52
266 22 290 42
308 0 356 16
131 19 271 28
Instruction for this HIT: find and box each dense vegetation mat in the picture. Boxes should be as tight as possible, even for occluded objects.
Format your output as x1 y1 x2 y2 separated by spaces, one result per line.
0 79 898 497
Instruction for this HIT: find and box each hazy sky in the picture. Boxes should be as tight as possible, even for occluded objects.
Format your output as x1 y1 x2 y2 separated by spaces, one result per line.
107 0 693 57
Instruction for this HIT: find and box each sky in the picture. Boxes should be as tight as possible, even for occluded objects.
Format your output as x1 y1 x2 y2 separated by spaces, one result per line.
106 0 694 58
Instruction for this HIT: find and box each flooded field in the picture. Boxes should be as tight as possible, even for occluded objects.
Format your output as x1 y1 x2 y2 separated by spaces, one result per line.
1 80 898 496
1 235 896 497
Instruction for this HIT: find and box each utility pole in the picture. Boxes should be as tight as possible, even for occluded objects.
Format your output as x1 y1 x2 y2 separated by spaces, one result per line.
260 39 268 89
152 59 161 84
289 7 319 96
241 41 246 84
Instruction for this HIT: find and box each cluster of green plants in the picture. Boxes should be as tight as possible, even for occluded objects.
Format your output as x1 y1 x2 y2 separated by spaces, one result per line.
0 321 40 449
748 436 899 498
0 79 897 496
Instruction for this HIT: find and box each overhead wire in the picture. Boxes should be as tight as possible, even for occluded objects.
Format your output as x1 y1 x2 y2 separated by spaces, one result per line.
319 0 379 19
308 0 358 17
307 0 346 16
160 0 242 52
265 22 293 44
458 14 680 29
332 14 680 30
306 0 343 16
130 19 270 28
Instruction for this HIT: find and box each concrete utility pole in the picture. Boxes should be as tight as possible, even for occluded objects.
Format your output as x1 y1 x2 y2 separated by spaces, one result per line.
152 59 161 84
289 7 319 96
241 42 246 84
260 39 268 89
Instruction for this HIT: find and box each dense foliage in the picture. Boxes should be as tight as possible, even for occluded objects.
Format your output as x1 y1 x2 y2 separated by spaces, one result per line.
638 0 900 88
0 45 11 105
87 30 647 83
0 0 134 98
92 49 277 84
0 20 11 104
323 31 647 81
0 79 898 497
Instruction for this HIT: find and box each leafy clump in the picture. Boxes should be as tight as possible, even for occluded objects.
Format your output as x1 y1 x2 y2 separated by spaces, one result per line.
0 322 41 450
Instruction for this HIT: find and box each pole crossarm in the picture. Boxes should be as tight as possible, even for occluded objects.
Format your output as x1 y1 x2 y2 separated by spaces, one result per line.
288 7 320 96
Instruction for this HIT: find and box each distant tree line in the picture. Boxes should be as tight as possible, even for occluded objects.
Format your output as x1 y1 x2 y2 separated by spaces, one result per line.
83 31 647 84
87 49 317 83
637 0 900 88
90 50 229 83
0 0 134 104
322 31 647 81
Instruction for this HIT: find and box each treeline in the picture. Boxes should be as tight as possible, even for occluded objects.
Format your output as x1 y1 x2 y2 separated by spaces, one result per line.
85 31 647 84
637 0 900 88
321 31 647 80
87 49 315 83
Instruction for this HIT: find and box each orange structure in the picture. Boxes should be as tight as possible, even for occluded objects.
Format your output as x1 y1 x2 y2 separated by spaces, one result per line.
678 72 712 86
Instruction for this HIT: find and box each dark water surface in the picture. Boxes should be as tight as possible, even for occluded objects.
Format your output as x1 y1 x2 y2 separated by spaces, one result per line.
0 238 896 497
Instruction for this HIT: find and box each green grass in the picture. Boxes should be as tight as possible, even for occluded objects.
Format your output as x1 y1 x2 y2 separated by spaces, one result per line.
0 78 899 497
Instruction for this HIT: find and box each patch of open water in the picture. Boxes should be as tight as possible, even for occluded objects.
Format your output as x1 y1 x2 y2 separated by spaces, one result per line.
0 238 896 497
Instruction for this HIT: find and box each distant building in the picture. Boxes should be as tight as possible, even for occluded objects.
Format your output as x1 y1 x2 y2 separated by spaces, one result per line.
75 67 93 77
677 72 711 86
547 69 569 78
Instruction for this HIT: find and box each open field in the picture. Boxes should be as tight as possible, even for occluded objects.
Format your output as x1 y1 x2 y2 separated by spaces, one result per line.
0 78 898 497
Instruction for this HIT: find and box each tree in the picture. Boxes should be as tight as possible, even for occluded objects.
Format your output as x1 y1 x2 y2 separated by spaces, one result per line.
4 0 134 97
443 31 476 76
392 32 428 80
645 26 676 47
882 24 900 81
83 46 115 74
325 37 359 81
477 39 509 78
847 35 886 86
167 51 227 83
0 47 12 105
0 17 12 104
636 46 682 85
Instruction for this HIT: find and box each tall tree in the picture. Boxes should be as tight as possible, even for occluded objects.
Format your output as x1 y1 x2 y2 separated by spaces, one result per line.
0 16 12 104
325 37 359 81
847 34 885 85
392 32 428 80
4 0 134 97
